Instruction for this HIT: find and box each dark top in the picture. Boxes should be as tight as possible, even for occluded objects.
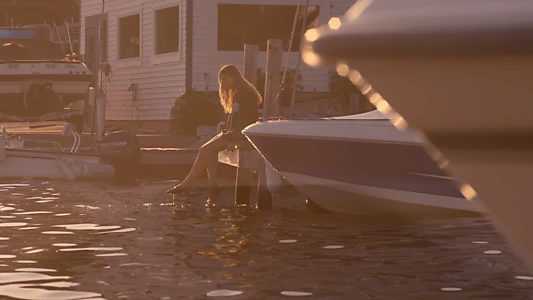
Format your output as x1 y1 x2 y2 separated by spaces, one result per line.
223 88 259 142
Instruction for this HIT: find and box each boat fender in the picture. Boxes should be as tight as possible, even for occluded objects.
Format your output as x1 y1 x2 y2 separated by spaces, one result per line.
264 159 283 194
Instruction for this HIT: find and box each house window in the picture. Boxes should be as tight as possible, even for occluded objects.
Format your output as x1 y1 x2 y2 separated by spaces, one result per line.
155 6 180 55
119 14 140 59
218 4 320 51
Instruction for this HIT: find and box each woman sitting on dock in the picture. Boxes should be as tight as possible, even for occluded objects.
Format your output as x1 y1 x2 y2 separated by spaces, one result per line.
167 64 263 204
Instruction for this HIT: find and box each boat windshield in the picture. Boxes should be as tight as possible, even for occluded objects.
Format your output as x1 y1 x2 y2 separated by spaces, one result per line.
0 39 66 61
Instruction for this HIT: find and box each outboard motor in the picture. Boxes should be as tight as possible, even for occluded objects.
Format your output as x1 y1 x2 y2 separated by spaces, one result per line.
97 131 142 182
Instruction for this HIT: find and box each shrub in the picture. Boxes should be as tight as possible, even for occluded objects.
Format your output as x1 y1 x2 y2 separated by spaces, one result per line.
169 90 224 135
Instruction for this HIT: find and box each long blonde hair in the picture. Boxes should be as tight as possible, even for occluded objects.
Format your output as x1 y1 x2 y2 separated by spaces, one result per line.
218 64 262 113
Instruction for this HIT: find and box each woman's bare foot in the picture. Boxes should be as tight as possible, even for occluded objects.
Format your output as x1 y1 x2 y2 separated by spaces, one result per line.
166 184 190 194
205 186 220 207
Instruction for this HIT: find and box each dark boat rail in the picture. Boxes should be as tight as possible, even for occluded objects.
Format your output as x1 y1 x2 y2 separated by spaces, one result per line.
304 0 533 64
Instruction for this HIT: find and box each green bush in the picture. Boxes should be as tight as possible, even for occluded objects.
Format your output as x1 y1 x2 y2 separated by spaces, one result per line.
169 90 224 135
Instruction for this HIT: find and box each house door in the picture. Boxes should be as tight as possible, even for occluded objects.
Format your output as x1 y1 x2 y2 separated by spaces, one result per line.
85 26 97 87
85 14 108 88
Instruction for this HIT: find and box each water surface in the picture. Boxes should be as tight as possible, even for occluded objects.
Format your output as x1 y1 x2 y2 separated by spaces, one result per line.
0 180 532 299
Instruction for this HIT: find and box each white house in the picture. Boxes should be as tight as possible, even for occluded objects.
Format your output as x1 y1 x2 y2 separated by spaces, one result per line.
80 0 356 122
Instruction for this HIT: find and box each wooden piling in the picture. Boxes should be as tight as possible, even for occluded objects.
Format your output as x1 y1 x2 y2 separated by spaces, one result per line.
230 40 282 209
263 39 283 119
256 159 273 210
233 44 259 207
243 44 259 87
95 96 105 140
255 39 283 210
235 167 253 206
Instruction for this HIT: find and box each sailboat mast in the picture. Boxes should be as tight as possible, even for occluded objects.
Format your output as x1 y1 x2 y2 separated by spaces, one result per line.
91 0 106 145
289 0 310 116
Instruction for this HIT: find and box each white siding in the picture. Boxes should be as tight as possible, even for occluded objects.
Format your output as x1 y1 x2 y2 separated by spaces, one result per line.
80 0 355 121
191 0 356 93
81 0 187 121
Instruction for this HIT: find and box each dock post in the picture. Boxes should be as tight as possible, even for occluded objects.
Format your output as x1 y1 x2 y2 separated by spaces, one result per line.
256 160 273 210
243 44 259 87
230 40 281 208
86 87 96 134
263 39 283 119
232 45 260 206
254 39 283 209
95 96 105 140
235 167 253 206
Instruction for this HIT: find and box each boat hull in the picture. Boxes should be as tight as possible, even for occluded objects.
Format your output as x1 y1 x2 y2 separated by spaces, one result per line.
243 113 483 215
350 56 533 265
343 55 533 269
280 172 480 215
302 0 533 267
1 149 114 181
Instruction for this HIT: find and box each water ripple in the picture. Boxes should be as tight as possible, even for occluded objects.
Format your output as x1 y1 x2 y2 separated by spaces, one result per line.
0 223 27 227
206 290 243 297
0 272 68 284
53 224 121 231
0 180 529 299
15 268 57 273
0 184 29 187
0 283 100 300
59 247 123 252
52 244 77 247
13 211 52 215
95 253 128 257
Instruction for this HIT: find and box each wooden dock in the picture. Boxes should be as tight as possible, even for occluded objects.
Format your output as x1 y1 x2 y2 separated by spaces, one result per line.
215 39 286 210
217 142 274 210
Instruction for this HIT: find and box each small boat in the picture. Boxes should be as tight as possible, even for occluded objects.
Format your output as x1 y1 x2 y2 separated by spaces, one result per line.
0 26 91 118
0 124 142 181
0 0 91 120
300 0 533 266
243 110 484 215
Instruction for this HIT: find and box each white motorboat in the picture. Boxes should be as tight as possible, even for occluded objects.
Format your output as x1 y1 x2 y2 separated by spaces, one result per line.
243 110 484 215
0 124 142 181
0 0 91 121
300 0 533 267
0 26 92 119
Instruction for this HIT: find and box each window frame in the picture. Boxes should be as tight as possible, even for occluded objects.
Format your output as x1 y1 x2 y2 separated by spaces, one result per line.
116 7 142 68
210 0 330 59
152 0 183 65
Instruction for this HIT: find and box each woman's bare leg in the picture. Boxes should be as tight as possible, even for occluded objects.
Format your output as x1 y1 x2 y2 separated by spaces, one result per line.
206 151 219 190
170 134 228 191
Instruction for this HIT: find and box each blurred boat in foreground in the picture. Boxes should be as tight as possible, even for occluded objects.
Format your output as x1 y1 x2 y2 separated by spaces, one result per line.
301 0 533 268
